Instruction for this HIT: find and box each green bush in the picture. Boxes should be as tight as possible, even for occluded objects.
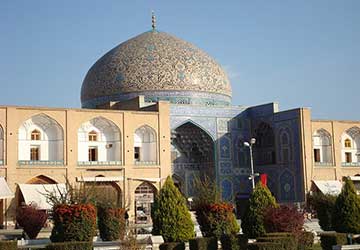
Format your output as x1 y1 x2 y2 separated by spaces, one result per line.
247 242 281 250
152 176 194 242
45 241 92 250
332 179 360 233
97 205 126 241
297 231 314 249
0 240 17 250
189 237 218 250
308 193 336 231
241 182 278 238
220 234 239 250
159 242 186 250
257 236 297 250
320 233 347 250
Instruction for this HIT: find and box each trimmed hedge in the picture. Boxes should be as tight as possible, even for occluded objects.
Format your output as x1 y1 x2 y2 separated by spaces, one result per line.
159 242 186 250
247 242 281 250
189 237 217 250
0 240 17 250
45 241 92 250
320 233 347 250
220 234 239 250
257 236 297 250
297 231 315 249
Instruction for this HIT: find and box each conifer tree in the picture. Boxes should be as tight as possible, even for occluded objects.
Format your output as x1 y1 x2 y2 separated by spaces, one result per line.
332 178 360 233
241 182 278 238
151 176 194 242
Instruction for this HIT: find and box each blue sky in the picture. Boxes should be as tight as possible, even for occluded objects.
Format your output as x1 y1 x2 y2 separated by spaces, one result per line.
0 0 359 120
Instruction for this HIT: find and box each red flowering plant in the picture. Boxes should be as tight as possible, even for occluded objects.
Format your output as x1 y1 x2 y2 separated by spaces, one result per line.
193 177 239 239
16 203 48 239
46 178 99 242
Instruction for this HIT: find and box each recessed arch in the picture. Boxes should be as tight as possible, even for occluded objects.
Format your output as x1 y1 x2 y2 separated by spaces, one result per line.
78 116 121 164
171 121 215 197
26 175 58 184
134 181 157 224
341 127 360 164
0 125 4 164
18 113 64 164
253 122 276 165
313 128 332 164
172 119 215 141
134 125 157 164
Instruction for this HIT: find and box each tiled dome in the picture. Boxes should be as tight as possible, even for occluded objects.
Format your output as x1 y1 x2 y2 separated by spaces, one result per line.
81 30 232 108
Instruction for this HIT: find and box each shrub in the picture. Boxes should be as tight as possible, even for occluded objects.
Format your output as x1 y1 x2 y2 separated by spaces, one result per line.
297 231 315 249
16 204 48 239
263 205 304 235
45 241 92 250
332 179 360 233
159 242 186 250
257 236 297 250
220 234 240 250
320 233 347 250
309 192 336 231
97 205 126 241
0 240 17 250
189 237 218 250
247 242 281 250
152 176 194 242
196 202 239 239
50 203 97 242
241 182 278 238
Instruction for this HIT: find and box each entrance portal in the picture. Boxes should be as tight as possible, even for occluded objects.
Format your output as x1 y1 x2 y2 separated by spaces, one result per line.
171 122 215 197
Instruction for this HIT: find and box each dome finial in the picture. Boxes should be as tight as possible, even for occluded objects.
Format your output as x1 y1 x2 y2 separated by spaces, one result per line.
151 10 156 30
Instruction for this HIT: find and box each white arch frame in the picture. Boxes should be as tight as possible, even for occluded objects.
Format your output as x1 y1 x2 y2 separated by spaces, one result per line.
77 117 122 166
18 114 64 165
313 129 333 165
134 125 157 165
0 125 3 165
341 127 360 166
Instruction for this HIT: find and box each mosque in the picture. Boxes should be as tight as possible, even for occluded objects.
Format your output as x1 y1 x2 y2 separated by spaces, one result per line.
0 15 360 226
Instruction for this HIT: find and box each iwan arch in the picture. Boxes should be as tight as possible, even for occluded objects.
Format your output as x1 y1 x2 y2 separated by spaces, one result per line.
1 18 360 227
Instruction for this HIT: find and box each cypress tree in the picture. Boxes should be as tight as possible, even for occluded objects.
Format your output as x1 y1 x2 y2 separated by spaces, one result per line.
151 176 194 242
332 178 360 233
241 182 278 238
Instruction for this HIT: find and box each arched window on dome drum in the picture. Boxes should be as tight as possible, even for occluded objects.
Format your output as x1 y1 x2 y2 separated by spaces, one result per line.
341 127 360 165
312 129 333 165
134 125 157 165
31 129 41 141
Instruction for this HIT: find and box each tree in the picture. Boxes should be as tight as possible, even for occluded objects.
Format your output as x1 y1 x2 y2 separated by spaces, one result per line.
241 182 278 238
151 176 194 242
263 205 304 234
16 204 48 239
332 178 360 233
309 193 336 231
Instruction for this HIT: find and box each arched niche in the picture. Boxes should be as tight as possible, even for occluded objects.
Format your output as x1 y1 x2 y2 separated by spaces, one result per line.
18 114 64 164
134 125 157 164
78 117 121 165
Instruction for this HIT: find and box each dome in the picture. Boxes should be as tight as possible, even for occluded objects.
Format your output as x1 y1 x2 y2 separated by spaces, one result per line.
81 30 232 108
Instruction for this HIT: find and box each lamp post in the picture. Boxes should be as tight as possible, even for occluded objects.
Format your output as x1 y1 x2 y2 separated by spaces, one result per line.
244 138 257 190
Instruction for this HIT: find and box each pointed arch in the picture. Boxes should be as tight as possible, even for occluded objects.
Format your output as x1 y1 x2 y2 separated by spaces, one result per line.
173 119 215 141
313 128 332 164
134 125 157 164
134 181 157 224
253 122 276 165
278 126 293 163
18 113 64 164
0 125 3 164
341 127 360 165
78 116 121 165
26 175 57 184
